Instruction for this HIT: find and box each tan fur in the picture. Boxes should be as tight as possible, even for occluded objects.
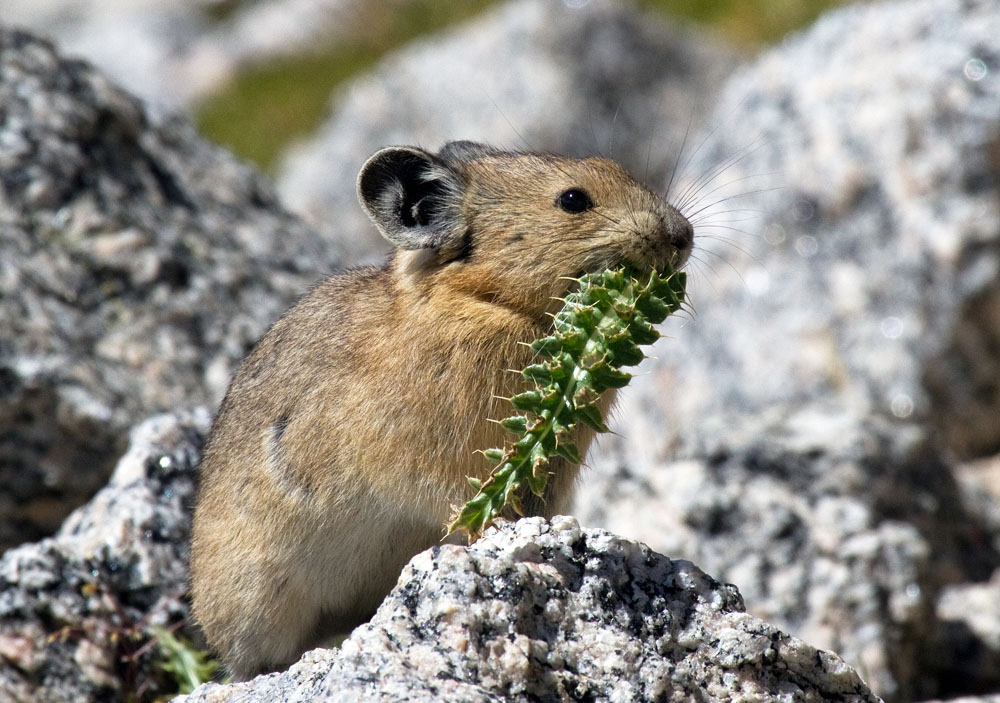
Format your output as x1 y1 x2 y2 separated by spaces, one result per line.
190 145 692 680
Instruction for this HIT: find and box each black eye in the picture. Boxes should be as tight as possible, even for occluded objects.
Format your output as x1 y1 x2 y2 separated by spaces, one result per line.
557 188 593 214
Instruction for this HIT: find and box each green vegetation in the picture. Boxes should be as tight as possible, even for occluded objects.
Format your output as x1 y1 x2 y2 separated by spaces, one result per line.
642 0 851 46
448 267 687 540
152 627 221 697
194 0 852 172
202 0 250 24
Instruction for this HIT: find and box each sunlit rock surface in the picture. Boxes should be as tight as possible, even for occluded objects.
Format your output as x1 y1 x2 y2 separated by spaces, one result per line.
176 518 881 703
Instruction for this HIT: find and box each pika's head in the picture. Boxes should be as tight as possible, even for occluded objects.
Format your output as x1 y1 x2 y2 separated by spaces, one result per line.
358 141 692 317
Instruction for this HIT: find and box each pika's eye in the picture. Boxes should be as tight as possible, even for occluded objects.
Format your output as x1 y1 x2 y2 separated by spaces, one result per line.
557 188 593 214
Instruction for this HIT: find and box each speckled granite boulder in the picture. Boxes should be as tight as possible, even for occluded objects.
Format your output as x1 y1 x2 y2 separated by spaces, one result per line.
579 406 997 701
0 29 331 548
176 517 881 703
0 410 209 703
276 0 735 264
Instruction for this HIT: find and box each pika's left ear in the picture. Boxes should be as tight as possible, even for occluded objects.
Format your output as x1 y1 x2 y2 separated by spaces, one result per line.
357 146 464 251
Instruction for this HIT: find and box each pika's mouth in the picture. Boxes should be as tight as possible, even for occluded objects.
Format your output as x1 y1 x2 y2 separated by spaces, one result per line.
623 250 689 277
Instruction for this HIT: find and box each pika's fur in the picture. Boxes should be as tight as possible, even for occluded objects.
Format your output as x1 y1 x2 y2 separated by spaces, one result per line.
190 141 692 680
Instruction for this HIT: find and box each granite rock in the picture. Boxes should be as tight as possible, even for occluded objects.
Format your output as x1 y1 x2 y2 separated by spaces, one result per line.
575 0 1000 699
579 405 996 701
600 0 1000 460
0 29 331 548
0 410 210 703
276 0 736 264
176 517 881 703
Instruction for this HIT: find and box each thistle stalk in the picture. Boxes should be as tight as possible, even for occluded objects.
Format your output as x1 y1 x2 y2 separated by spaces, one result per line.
447 266 688 540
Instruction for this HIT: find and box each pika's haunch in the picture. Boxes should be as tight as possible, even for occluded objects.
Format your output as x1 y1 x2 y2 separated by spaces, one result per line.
190 141 693 680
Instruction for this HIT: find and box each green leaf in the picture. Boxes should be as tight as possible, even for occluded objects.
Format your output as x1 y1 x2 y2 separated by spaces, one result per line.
635 293 672 322
482 448 505 466
510 390 542 411
627 317 659 345
448 265 688 540
554 441 583 464
521 363 552 383
530 335 562 356
571 403 610 433
526 469 548 496
499 415 529 434
588 361 632 390
606 334 644 367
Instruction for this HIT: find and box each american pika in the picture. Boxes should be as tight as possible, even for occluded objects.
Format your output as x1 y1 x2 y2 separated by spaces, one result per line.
190 141 693 680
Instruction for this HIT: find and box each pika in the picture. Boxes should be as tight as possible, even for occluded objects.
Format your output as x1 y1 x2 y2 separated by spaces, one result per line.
190 140 693 680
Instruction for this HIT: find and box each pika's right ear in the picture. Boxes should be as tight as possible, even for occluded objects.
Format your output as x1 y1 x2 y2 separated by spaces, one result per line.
357 146 463 250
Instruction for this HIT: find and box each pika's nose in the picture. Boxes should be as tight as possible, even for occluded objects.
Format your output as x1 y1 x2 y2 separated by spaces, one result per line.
663 206 693 265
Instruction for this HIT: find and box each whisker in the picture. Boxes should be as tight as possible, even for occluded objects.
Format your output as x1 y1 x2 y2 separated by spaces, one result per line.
664 111 695 202
683 254 723 297
645 93 669 187
588 108 604 159
695 235 761 264
485 94 535 153
679 170 781 215
692 245 753 296
608 95 625 158
693 223 763 240
690 211 765 225
675 136 772 214
665 108 733 207
591 208 624 228
683 186 784 222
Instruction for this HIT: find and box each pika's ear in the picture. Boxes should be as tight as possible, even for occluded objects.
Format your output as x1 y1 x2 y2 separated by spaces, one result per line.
357 146 463 250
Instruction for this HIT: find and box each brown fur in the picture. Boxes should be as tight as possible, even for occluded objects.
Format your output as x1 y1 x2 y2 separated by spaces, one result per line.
190 143 692 680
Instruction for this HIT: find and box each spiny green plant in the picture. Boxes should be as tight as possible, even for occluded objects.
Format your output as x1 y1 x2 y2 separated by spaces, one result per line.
448 266 688 540
152 627 221 697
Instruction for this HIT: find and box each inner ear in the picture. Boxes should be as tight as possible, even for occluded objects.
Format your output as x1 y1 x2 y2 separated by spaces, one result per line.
357 147 462 250
401 177 449 228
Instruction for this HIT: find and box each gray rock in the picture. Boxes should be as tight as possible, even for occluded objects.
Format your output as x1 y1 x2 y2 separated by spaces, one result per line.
0 410 210 703
574 0 1000 699
276 0 736 265
934 567 1000 697
176 517 881 703
602 0 1000 459
0 29 332 548
579 405 994 701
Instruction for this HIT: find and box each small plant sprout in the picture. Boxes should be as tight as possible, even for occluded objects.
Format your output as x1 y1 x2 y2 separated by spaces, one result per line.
447 266 688 540
153 626 221 695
